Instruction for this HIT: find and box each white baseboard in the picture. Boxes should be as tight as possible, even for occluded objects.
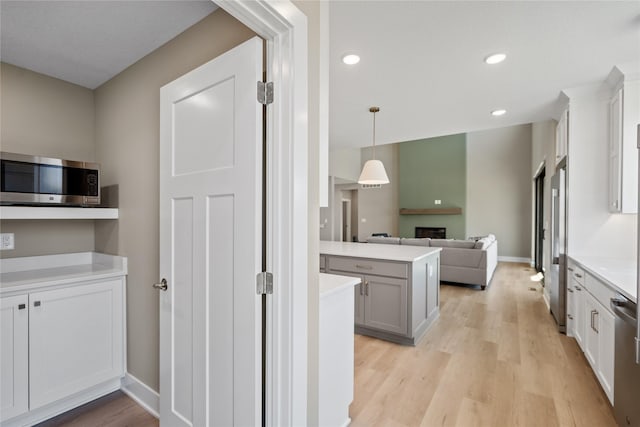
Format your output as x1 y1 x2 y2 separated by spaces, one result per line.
121 372 159 418
498 256 532 264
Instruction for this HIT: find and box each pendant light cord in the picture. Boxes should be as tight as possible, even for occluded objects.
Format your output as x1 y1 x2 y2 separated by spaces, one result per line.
372 110 376 160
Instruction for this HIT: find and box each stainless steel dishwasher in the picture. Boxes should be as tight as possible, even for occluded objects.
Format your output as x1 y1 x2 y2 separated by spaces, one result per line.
610 295 639 426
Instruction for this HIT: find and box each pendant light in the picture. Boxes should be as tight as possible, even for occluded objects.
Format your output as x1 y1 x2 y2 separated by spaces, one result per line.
358 106 390 185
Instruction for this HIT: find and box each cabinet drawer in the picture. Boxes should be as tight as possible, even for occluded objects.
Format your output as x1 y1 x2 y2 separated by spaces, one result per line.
568 265 585 286
585 273 616 313
327 256 408 279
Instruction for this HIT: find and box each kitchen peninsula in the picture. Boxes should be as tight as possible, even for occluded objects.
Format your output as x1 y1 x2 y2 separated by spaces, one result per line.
320 241 441 345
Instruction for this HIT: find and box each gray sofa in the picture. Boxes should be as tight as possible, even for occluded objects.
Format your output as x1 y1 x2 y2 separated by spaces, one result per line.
366 235 498 290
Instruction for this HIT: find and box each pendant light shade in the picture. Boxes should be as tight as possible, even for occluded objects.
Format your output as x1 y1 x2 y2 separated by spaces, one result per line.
358 159 389 184
358 106 389 185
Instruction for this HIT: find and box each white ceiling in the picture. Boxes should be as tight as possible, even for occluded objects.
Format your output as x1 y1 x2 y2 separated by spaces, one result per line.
0 1 217 89
1 1 638 149
330 1 640 149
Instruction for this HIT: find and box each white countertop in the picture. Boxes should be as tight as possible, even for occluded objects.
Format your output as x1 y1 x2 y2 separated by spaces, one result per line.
319 273 360 299
320 241 441 263
569 255 637 302
0 252 127 294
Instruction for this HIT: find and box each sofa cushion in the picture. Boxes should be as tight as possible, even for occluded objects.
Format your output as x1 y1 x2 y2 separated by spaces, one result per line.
367 236 401 244
474 237 492 249
400 238 430 246
441 249 485 268
430 239 476 249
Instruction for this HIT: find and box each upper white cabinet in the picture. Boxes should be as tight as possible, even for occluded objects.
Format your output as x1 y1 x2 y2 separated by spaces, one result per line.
607 68 639 213
555 108 569 166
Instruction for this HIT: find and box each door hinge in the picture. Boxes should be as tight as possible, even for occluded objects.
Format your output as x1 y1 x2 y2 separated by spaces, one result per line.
256 271 273 295
257 81 274 105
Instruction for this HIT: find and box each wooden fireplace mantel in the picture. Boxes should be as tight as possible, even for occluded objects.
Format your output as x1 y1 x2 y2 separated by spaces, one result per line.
399 208 463 215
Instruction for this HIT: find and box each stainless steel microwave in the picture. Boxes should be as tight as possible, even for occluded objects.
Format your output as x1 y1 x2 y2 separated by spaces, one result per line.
0 152 100 206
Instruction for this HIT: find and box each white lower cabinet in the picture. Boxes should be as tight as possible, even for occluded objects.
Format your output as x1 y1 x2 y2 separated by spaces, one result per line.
583 291 615 403
568 260 615 405
0 252 127 426
29 280 124 411
0 295 29 422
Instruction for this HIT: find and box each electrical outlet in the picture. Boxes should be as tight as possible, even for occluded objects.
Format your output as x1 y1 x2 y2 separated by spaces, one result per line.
435 200 442 205
1 233 15 250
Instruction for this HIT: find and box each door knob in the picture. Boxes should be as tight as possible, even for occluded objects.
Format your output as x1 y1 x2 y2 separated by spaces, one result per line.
153 278 168 291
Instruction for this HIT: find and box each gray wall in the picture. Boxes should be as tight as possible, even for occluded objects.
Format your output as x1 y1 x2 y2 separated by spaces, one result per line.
0 63 96 258
531 120 556 302
466 124 533 259
531 122 555 255
357 143 399 241
93 9 255 392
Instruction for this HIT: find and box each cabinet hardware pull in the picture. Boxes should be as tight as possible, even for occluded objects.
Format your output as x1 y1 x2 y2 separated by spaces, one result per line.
568 314 573 320
18 304 26 310
568 267 574 272
594 311 599 333
575 286 582 291
359 282 364 296
34 301 41 307
365 281 369 296
590 310 596 331
568 288 574 293
575 273 583 278
355 264 373 270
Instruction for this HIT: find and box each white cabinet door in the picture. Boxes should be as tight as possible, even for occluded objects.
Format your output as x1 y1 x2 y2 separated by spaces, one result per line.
29 279 124 410
574 282 586 350
555 109 568 166
609 88 623 212
583 292 599 370
566 284 576 337
0 295 29 422
159 37 263 427
597 306 615 404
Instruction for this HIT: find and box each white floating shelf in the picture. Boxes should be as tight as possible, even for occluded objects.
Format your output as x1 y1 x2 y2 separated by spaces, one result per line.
0 206 119 220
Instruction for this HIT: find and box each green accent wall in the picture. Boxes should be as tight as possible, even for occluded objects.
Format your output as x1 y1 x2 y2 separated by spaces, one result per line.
399 134 466 239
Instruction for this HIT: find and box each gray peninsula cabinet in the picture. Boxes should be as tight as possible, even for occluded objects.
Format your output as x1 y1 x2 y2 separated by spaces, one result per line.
320 241 441 345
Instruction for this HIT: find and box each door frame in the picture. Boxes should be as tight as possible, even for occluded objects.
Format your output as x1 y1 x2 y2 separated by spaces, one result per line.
216 2 308 426
534 166 545 272
341 199 351 242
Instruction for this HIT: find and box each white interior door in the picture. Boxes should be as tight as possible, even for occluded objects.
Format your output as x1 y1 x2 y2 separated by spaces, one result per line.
159 36 263 427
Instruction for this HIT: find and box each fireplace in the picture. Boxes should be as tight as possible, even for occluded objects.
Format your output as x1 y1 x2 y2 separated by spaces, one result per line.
415 227 446 239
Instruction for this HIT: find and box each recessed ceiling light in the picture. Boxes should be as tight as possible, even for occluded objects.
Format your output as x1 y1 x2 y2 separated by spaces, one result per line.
491 109 507 116
485 53 506 65
342 54 360 65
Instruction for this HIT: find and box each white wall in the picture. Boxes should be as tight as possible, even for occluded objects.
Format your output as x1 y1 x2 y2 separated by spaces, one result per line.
566 84 637 260
466 124 533 260
329 147 361 182
357 143 399 241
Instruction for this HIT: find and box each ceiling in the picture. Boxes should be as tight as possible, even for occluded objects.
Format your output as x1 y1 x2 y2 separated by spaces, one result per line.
0 1 217 89
330 1 640 149
1 1 639 149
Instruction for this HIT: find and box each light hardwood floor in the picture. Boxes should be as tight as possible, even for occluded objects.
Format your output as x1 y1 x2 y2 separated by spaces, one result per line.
350 262 616 427
36 263 615 427
35 391 157 427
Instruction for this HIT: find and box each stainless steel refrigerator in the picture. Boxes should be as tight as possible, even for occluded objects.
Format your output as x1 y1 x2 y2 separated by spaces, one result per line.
550 164 567 333
609 124 640 427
